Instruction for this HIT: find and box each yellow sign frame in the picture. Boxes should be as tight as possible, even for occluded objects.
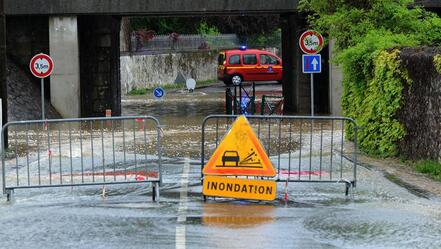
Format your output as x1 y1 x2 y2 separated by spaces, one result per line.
203 116 276 177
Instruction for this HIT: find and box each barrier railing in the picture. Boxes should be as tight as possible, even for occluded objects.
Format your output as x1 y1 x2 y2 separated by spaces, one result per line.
201 115 358 195
1 116 162 201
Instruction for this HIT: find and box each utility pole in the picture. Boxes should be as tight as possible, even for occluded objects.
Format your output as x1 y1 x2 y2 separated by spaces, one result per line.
0 0 8 147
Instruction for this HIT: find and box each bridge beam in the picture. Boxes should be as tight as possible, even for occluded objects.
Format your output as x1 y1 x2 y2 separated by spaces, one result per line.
3 0 298 16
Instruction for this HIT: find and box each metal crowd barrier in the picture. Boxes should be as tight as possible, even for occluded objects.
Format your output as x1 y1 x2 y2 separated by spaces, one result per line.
201 115 358 195
1 116 162 201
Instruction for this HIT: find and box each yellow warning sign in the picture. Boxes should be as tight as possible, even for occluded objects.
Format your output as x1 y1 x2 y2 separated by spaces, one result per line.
203 176 276 201
203 115 276 177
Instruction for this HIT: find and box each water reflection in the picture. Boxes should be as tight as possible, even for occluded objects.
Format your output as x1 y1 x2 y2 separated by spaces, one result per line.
202 202 275 228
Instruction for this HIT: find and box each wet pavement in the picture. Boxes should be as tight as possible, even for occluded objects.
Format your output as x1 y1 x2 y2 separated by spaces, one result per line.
1 82 441 249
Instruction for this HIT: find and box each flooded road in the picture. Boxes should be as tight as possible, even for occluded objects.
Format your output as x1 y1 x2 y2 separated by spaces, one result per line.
1 82 441 249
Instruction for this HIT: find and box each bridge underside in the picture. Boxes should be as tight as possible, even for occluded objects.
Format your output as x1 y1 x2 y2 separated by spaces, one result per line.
1 0 332 121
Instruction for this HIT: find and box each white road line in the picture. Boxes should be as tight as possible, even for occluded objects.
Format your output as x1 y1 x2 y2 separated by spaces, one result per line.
176 157 191 249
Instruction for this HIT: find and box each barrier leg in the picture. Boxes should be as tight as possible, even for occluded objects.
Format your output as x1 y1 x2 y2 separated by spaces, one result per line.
5 189 13 202
152 182 160 202
345 182 354 197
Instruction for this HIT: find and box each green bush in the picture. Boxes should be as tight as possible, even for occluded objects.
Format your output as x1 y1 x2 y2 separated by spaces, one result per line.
415 160 441 181
353 50 410 156
300 0 441 156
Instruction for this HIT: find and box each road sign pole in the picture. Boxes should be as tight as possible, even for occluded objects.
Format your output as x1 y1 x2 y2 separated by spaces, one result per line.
30 53 53 120
310 73 314 116
41 78 45 120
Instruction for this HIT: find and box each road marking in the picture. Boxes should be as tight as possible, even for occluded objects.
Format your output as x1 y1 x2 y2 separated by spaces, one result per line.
176 157 190 249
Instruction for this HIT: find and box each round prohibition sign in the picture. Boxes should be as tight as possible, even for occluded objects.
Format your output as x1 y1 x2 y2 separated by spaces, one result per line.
299 30 324 54
29 53 54 78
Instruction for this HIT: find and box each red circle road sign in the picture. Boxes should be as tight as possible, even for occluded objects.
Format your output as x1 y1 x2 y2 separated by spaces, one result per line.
29 53 54 78
299 30 324 54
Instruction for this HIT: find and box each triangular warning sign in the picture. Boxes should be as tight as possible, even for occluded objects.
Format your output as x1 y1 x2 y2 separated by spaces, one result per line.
203 116 276 177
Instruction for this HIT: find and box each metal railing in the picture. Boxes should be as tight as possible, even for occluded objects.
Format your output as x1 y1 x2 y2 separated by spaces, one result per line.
1 116 162 201
260 95 284 115
132 34 240 52
201 115 358 194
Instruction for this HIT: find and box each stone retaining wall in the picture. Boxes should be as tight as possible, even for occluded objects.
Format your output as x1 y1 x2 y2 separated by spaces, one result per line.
120 51 218 94
398 47 441 160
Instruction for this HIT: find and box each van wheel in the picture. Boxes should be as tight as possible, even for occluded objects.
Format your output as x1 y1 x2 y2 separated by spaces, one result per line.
231 74 243 86
223 79 231 86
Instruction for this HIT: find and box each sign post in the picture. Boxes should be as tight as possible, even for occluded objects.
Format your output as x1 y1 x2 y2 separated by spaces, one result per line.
299 30 324 116
302 54 322 116
29 53 54 120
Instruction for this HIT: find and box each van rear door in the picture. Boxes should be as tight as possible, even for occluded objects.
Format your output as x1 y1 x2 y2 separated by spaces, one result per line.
258 54 283 81
217 52 226 79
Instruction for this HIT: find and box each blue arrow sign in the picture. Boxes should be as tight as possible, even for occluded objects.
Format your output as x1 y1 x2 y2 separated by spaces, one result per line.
302 54 321 74
153 87 165 99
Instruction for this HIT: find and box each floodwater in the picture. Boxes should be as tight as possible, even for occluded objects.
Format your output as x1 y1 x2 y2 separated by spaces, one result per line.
1 82 441 249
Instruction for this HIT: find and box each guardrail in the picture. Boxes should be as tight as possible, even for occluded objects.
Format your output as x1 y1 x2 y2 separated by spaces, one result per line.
132 34 240 52
201 115 358 195
1 116 162 201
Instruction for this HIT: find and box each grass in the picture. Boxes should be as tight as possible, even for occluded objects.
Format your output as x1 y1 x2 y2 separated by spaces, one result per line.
127 79 219 96
414 160 441 181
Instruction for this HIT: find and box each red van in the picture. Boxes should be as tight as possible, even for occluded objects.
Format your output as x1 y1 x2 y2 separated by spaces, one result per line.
218 48 283 85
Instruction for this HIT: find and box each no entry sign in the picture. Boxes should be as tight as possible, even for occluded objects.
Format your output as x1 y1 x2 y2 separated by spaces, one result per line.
29 53 54 79
299 30 324 54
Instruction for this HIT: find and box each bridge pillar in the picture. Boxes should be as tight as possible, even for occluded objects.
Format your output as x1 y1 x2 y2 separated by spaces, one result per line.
49 16 81 118
281 14 308 114
281 14 330 115
78 16 121 117
0 0 7 133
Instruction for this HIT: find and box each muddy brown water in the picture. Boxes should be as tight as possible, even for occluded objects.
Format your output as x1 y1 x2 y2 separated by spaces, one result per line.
1 83 441 249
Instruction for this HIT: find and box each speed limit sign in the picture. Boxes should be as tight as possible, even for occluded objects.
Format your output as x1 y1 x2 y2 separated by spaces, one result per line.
30 53 54 120
299 30 324 54
29 53 54 79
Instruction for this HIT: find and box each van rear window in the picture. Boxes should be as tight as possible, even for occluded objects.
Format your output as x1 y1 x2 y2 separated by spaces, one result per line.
260 54 279 65
229 55 241 65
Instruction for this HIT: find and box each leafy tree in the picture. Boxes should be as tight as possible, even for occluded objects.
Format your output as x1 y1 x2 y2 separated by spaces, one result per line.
197 21 220 36
299 0 441 156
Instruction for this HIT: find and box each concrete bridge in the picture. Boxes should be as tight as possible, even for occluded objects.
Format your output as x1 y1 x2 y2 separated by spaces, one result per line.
0 0 439 125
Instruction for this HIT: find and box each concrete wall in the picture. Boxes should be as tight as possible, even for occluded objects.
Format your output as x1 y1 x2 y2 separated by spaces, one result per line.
328 39 343 116
49 16 81 118
6 17 49 68
120 51 218 94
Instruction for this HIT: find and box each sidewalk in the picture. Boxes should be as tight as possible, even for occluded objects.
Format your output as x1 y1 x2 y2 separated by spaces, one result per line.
357 154 441 199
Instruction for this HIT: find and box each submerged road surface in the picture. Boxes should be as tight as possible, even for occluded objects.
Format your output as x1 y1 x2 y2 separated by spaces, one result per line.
1 157 441 249
1 83 441 248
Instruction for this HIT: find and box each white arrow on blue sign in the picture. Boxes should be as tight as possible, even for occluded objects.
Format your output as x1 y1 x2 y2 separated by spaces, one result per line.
153 87 165 99
302 54 321 74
